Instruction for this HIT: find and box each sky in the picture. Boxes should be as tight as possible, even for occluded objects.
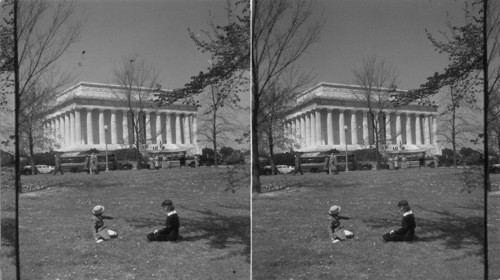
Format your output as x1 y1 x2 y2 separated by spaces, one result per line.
298 0 467 91
1 0 480 151
35 0 250 150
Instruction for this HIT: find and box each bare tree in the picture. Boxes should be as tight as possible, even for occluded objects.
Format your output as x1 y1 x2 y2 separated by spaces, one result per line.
156 0 249 106
351 56 399 168
112 55 163 166
252 0 324 192
0 1 15 110
11 0 84 172
259 69 311 174
437 83 479 167
198 82 243 167
487 1 500 158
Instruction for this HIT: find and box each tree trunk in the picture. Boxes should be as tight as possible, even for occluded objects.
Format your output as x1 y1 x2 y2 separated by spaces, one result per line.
371 113 381 169
213 109 218 168
452 107 457 168
28 131 36 175
252 60 261 192
213 141 218 168
268 128 276 175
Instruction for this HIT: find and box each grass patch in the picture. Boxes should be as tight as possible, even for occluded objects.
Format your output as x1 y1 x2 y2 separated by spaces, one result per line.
489 174 500 279
5 168 249 279
253 168 484 280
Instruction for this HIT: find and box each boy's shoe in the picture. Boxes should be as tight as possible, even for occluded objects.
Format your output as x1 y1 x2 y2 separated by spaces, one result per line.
96 239 103 243
332 239 339 244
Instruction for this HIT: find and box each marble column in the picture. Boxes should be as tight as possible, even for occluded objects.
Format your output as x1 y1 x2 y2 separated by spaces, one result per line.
415 114 421 145
192 114 198 145
166 113 172 144
300 115 306 147
423 114 430 145
310 111 316 146
305 113 311 147
110 110 117 144
362 110 369 145
75 109 81 146
122 110 128 145
175 113 182 144
87 109 94 145
385 112 391 144
99 109 105 145
294 117 300 144
156 112 162 144
50 119 55 138
406 112 412 145
432 114 438 145
184 114 191 145
339 109 345 145
69 110 75 147
326 109 333 146
351 110 357 145
59 115 65 146
396 113 402 146
55 117 60 140
64 112 70 147
315 110 321 145
145 111 152 143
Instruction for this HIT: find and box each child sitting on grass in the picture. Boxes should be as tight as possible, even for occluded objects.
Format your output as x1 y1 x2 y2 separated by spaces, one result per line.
328 205 354 243
91 205 118 243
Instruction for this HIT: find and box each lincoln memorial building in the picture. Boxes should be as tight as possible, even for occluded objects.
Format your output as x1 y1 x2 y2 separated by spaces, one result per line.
43 82 199 154
285 83 440 154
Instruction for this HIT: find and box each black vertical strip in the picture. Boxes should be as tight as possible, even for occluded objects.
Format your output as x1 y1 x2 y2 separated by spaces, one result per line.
483 0 489 279
13 0 21 279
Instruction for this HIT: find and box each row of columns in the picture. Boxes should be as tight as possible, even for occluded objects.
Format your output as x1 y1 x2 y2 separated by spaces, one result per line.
46 107 197 149
287 108 437 149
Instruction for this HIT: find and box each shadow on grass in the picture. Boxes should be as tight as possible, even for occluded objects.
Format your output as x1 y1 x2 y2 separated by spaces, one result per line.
260 176 359 193
124 206 250 263
50 181 123 189
361 205 484 259
182 207 250 262
1 217 17 262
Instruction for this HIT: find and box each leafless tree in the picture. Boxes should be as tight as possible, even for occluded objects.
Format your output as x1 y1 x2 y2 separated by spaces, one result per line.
12 0 84 172
437 83 479 167
198 82 244 167
112 55 164 166
351 55 399 168
487 1 500 159
252 0 324 192
259 69 311 174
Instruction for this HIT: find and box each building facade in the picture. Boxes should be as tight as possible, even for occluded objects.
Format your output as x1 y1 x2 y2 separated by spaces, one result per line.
44 82 199 154
285 83 440 154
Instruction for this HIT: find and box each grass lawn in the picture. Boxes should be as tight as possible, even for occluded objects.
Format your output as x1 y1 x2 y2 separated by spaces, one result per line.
2 167 250 280
489 173 500 279
253 168 484 280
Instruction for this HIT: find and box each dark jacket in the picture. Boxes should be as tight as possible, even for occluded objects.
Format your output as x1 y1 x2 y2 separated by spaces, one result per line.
294 156 300 167
394 213 416 241
91 214 114 240
158 211 180 241
328 215 350 236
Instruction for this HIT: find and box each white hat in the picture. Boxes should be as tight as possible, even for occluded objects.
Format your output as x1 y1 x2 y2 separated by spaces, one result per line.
92 205 105 215
329 205 341 215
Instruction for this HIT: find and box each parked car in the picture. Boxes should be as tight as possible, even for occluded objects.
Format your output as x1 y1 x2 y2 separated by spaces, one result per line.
491 163 500 174
356 161 373 170
276 165 294 174
116 161 133 170
22 165 54 175
261 165 293 175
37 165 55 174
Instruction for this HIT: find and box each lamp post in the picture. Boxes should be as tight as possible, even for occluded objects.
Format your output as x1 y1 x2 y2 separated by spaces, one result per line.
344 125 349 172
104 124 109 172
